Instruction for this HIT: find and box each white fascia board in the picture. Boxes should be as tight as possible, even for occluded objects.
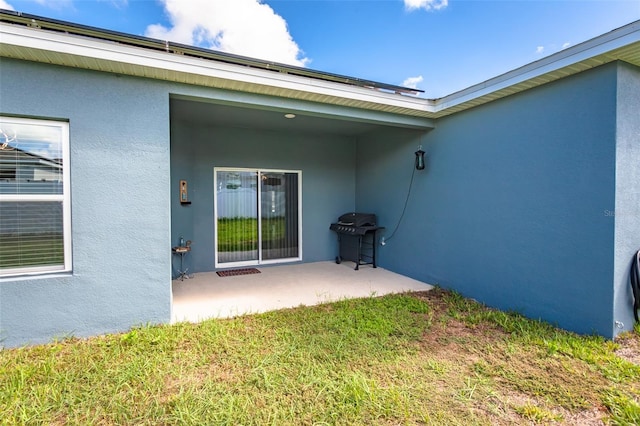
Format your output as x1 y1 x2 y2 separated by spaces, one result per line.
2 20 638 118
435 21 640 112
0 24 435 115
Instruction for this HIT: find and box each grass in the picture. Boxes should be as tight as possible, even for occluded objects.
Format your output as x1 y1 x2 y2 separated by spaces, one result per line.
1 288 639 425
0 234 63 269
217 217 287 252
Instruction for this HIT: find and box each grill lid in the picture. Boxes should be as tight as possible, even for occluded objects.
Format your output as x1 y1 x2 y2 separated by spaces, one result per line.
336 212 376 227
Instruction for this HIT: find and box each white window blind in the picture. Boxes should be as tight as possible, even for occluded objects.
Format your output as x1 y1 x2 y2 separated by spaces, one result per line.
0 116 71 276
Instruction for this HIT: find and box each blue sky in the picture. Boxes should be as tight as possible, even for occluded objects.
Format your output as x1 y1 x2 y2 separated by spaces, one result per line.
1 0 639 98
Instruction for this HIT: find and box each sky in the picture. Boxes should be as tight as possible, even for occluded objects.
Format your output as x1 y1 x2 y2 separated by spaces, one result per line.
1 0 639 98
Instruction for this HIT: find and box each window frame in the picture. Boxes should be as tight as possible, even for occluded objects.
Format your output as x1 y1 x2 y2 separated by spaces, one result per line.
213 167 303 268
0 116 72 277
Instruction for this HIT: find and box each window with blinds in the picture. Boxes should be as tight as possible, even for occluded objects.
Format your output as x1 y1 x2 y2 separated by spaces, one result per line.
0 116 71 277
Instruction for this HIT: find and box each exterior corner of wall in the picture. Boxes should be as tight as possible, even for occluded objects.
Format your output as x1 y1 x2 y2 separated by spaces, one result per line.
612 61 640 336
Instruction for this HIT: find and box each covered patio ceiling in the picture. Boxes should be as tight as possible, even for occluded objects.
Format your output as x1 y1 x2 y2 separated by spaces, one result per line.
170 98 400 136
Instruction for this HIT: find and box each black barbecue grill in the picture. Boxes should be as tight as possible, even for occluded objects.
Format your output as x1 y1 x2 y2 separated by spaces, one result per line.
330 212 384 270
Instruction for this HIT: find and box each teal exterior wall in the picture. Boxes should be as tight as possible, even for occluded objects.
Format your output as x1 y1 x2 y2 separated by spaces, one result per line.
0 58 172 347
170 119 357 274
613 62 640 334
357 63 624 337
0 57 387 347
1 55 637 346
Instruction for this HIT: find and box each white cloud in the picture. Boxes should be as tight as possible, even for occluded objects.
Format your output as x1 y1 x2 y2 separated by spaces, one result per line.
536 41 572 56
146 0 308 67
404 0 448 12
0 0 14 10
402 75 424 90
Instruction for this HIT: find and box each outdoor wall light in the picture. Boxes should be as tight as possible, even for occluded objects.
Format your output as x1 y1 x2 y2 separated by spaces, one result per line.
284 113 296 119
415 146 426 170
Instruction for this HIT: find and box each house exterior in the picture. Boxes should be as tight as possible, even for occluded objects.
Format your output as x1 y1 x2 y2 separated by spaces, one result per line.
0 10 638 348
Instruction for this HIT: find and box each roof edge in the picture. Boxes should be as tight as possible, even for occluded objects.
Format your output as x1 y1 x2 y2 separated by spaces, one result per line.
0 20 435 117
0 9 423 96
1 9 638 120
435 20 640 112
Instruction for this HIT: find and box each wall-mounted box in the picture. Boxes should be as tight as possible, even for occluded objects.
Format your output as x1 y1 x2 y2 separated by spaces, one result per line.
179 179 191 205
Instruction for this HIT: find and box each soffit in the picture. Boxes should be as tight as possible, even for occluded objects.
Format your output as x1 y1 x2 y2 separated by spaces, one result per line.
1 17 639 120
0 23 434 122
434 42 640 117
433 22 640 117
170 98 388 136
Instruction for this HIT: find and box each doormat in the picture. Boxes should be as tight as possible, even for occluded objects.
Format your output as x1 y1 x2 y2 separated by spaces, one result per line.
216 268 261 277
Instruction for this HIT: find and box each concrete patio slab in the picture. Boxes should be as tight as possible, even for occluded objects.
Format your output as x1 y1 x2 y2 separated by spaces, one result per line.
171 261 433 323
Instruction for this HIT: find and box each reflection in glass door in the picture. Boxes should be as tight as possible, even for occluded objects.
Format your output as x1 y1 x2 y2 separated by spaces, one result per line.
215 170 258 264
215 168 301 267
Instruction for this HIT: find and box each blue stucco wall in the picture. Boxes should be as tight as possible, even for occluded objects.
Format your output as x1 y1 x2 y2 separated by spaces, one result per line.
0 59 172 347
170 119 356 273
0 56 415 347
613 62 640 335
357 63 621 337
0 54 635 346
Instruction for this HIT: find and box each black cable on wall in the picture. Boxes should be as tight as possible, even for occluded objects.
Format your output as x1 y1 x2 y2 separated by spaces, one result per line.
382 145 425 245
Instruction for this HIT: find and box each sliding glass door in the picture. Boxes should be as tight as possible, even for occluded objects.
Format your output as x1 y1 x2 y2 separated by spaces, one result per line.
214 168 301 267
215 170 259 264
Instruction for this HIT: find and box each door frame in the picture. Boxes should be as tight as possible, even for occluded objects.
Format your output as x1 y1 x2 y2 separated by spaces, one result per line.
213 167 303 268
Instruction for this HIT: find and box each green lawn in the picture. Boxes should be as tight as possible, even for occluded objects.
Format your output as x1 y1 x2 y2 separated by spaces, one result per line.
217 217 286 252
0 234 63 269
1 289 639 425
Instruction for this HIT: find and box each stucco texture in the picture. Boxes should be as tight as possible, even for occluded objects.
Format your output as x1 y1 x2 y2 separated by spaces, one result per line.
1 56 638 347
0 59 172 347
613 61 640 335
357 63 623 337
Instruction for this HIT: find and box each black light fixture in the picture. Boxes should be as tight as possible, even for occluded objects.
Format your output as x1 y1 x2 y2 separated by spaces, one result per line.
415 145 426 170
